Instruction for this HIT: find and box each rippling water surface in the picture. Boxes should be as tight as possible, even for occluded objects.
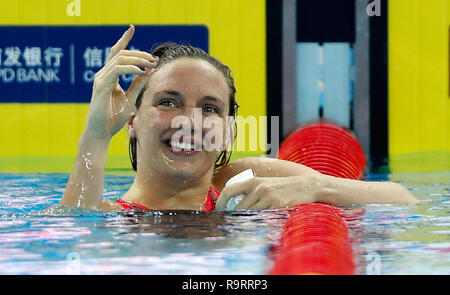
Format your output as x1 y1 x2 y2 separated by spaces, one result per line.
0 172 449 274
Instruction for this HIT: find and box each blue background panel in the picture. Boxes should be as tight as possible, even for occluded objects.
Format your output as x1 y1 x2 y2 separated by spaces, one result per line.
0 25 208 103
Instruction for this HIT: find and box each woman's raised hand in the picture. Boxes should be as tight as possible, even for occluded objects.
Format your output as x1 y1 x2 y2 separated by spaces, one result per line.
84 25 158 141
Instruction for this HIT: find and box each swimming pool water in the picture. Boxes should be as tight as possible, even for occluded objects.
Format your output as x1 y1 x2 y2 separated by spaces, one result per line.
0 172 449 274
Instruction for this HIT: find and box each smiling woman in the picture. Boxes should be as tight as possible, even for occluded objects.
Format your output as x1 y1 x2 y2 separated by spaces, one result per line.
128 42 239 174
60 24 238 211
59 25 420 212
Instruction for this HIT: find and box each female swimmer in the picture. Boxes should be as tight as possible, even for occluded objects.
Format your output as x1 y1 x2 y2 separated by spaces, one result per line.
60 25 420 211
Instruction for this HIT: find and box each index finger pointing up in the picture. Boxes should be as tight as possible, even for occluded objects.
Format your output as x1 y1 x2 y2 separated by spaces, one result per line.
106 24 135 63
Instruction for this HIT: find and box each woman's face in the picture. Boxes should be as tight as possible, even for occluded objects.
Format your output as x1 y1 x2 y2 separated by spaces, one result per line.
131 58 231 181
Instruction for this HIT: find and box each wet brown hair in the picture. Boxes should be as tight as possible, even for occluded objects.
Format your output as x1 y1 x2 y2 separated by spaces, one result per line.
129 42 239 174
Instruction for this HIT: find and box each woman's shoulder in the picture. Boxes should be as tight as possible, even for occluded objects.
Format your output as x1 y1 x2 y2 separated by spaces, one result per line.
100 200 125 211
212 156 318 190
212 157 258 191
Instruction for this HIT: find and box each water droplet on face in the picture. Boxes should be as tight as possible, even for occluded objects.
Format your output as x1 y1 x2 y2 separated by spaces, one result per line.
161 153 174 164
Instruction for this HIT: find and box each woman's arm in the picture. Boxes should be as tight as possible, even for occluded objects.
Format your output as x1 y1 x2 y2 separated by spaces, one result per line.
212 157 320 191
214 157 420 209
60 25 156 210
60 133 110 209
314 173 420 206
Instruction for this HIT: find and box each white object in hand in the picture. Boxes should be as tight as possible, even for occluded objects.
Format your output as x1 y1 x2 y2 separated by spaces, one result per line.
224 169 254 210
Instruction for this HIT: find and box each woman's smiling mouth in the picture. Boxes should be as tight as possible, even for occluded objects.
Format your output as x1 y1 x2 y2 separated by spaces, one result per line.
163 139 202 156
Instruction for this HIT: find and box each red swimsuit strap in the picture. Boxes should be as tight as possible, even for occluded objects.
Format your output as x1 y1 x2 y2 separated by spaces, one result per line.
115 199 150 210
203 186 219 211
116 186 219 211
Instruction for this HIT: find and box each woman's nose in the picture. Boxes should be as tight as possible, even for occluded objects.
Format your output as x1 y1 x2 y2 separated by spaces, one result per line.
183 106 202 128
170 106 203 133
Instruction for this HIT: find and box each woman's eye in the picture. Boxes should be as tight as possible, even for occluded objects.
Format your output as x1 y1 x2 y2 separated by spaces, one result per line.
203 105 219 114
159 99 177 108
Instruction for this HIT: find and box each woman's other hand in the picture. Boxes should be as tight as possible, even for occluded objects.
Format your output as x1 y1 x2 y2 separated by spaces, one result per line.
216 175 320 210
215 172 420 210
84 24 158 141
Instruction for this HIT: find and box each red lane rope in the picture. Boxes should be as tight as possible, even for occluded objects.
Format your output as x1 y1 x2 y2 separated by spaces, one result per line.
278 120 366 179
269 203 355 275
270 120 366 275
